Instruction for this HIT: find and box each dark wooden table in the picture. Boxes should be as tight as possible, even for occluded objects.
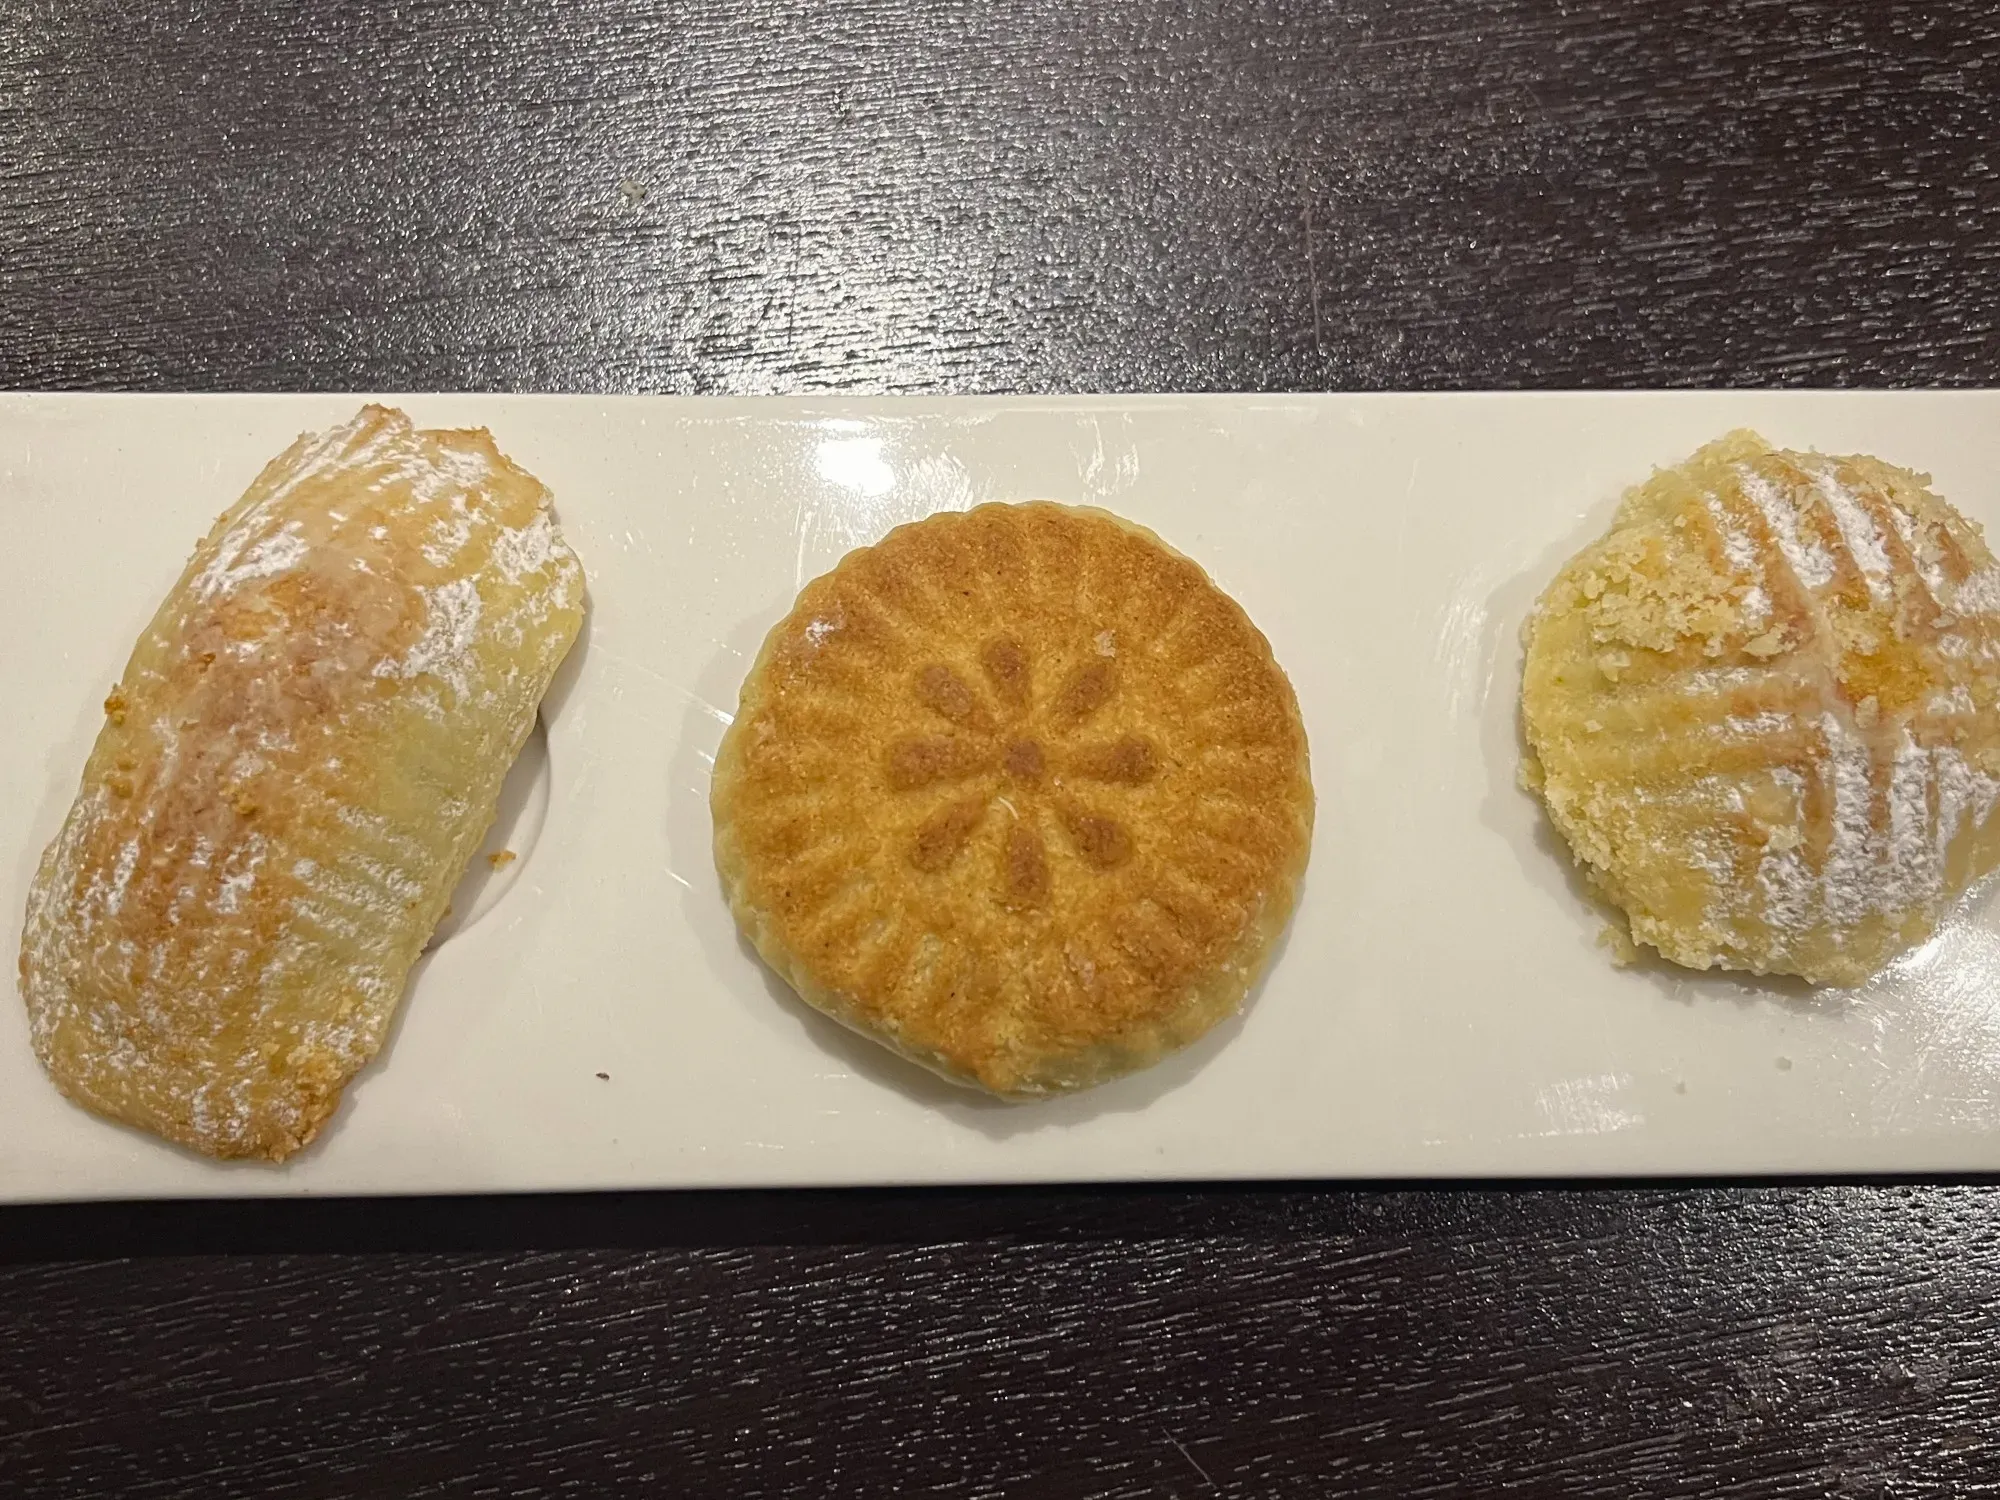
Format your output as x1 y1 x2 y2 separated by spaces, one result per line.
5 3 2000 1495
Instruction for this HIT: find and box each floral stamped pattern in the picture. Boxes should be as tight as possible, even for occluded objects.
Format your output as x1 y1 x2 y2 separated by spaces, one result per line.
885 634 1161 909
714 500 1316 1097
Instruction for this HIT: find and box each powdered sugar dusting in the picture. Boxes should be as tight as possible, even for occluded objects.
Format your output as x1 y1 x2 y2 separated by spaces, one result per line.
1706 495 1759 573
1811 462 1894 605
422 507 476 568
104 837 141 917
1682 666 1766 697
195 521 310 599
1954 568 2000 616
1818 712 1876 925
378 576 483 703
213 839 267 916
1722 712 1793 737
1757 846 1813 934
1705 494 1770 625
495 511 561 581
1737 466 1835 590
1943 748 1993 839
1885 735 1939 909
1739 724 2000 942
400 440 491 506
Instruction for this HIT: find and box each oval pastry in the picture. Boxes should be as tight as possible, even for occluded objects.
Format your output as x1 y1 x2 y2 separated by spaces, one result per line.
19 405 586 1160
1522 430 2000 985
712 501 1314 1097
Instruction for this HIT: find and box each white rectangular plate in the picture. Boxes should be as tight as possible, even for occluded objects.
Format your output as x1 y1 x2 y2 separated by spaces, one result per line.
7 391 2000 1200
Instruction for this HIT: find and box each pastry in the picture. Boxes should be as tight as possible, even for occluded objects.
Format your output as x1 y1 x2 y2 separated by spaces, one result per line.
18 405 586 1160
1522 429 2000 985
712 501 1314 1097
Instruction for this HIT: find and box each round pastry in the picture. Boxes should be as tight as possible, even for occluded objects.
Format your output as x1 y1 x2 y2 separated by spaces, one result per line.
712 501 1314 1097
1522 429 2000 986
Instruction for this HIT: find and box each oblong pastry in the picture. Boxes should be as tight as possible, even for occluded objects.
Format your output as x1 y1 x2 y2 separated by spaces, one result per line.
712 501 1314 1098
19 405 585 1160
1522 429 2000 985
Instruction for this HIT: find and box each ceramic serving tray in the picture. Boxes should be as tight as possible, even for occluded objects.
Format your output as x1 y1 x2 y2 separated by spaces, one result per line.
6 391 2000 1201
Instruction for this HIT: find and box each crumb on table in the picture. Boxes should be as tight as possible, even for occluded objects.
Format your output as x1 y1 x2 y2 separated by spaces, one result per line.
487 849 517 870
1596 923 1640 966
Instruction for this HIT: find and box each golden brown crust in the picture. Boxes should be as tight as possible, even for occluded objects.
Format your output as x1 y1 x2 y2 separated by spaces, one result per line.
1522 429 2000 985
19 405 586 1159
712 501 1314 1097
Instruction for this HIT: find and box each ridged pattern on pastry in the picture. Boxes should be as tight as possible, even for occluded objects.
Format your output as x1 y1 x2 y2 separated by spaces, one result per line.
712 501 1314 1098
19 405 586 1160
1522 429 2000 985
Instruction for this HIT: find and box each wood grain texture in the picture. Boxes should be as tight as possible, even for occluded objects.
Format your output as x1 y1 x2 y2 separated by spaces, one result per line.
5 1188 2000 1497
6 0 2000 1496
2 0 1997 394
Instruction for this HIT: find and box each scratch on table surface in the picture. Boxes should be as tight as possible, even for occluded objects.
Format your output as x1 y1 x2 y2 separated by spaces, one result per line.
1533 1072 1643 1137
1391 455 1421 566
1165 1432 1216 1490
1302 189 1324 351
792 489 810 589
1078 415 1140 499
681 687 735 727
599 647 736 726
